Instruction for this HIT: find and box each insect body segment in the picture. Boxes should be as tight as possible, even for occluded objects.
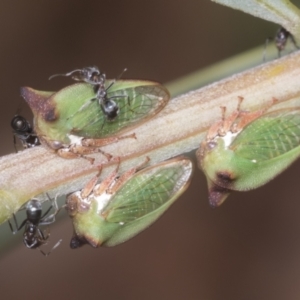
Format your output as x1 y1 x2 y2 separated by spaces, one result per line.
11 115 40 151
197 98 300 207
66 157 193 248
8 196 62 256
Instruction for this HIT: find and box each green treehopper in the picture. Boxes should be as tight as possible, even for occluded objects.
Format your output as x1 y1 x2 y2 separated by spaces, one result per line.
21 79 170 163
66 156 193 248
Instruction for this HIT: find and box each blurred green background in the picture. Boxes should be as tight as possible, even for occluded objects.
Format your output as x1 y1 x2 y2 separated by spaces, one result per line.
1 1 300 299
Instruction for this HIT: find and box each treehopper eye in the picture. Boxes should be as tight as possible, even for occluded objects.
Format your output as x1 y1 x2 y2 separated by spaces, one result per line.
65 156 193 248
21 74 170 163
196 97 300 207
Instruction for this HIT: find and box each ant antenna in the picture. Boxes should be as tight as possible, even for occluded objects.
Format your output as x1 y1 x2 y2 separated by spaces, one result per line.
49 69 83 80
38 238 63 256
117 68 128 79
105 68 128 92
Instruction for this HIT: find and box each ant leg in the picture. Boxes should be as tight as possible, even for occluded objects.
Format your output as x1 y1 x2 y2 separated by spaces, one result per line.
8 214 28 234
39 203 54 221
40 195 62 225
36 226 62 257
35 227 49 246
13 135 18 153
38 239 62 257
8 214 18 234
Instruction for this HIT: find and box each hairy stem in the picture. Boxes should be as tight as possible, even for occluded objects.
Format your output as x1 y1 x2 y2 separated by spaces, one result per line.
1 50 300 224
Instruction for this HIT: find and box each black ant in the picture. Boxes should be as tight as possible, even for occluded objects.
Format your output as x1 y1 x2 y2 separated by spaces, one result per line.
8 195 62 256
275 27 299 57
49 66 128 121
264 26 299 60
11 115 40 151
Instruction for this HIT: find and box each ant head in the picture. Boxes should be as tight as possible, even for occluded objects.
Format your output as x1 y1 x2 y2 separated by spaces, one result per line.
49 66 106 85
79 66 105 84
11 115 32 134
23 232 39 249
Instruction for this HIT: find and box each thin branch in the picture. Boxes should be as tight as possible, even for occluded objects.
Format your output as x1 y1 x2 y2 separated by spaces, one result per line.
1 51 300 224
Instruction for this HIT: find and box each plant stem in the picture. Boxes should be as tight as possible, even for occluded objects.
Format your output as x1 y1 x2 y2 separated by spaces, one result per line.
166 45 277 97
1 50 300 224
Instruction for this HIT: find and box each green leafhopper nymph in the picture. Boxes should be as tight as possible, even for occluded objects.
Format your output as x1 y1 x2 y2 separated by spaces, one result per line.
65 156 193 248
197 97 300 207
